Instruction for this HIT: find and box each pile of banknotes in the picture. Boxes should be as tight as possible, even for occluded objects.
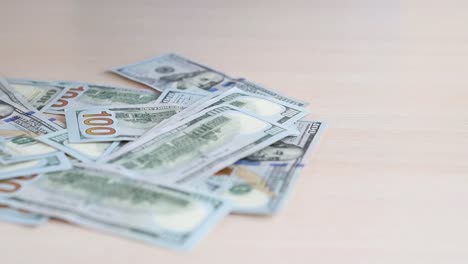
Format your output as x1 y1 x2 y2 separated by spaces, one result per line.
0 53 324 250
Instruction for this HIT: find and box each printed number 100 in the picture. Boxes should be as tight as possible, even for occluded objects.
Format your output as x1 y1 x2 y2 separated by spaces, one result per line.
82 111 116 136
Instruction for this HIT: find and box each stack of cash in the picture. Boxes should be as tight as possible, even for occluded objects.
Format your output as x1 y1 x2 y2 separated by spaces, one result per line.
0 54 325 250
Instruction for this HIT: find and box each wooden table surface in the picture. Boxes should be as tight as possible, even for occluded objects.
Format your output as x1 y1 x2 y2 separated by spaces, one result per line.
1 1 467 263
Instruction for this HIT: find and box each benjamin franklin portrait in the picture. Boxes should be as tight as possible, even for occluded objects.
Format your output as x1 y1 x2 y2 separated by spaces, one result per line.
245 141 304 162
159 70 224 90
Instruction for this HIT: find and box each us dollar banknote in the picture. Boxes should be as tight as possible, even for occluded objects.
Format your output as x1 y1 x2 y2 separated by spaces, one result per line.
0 135 57 164
172 88 308 126
112 53 236 93
0 164 231 250
0 77 38 112
0 134 72 180
0 151 71 180
0 99 62 136
102 104 297 184
65 104 185 143
0 204 47 226
46 82 161 114
6 78 67 113
186 121 325 215
36 130 120 163
233 79 308 108
95 141 129 163
0 176 48 225
154 87 212 107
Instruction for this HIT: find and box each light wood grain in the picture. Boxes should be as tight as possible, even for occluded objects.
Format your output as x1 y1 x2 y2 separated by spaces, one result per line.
1 1 467 263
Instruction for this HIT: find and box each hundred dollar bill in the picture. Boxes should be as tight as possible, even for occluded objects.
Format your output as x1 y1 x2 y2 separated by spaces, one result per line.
49 118 66 129
102 104 297 184
45 82 88 114
187 121 325 215
65 104 185 143
140 88 213 135
0 151 71 180
0 176 48 225
112 53 236 93
95 141 128 163
6 78 67 113
46 82 161 114
0 135 57 164
154 87 212 107
0 164 231 250
0 77 38 112
172 88 309 126
0 99 62 136
233 79 308 108
36 130 120 162
0 204 47 226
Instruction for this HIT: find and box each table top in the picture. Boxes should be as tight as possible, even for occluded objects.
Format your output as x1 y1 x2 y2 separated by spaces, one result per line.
1 1 467 263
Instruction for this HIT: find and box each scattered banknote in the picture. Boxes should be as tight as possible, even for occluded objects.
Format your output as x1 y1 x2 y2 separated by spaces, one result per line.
110 54 308 108
112 53 236 93
233 79 309 107
0 135 57 164
0 175 48 226
0 151 71 180
0 98 62 136
6 78 67 113
95 141 128 163
172 88 309 126
46 82 161 114
35 130 120 163
0 54 323 251
0 77 37 112
0 164 231 250
65 104 185 143
102 105 296 184
0 125 105 165
147 88 212 132
0 204 48 226
0 176 48 226
0 175 39 195
154 87 212 107
50 118 66 129
186 121 325 215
